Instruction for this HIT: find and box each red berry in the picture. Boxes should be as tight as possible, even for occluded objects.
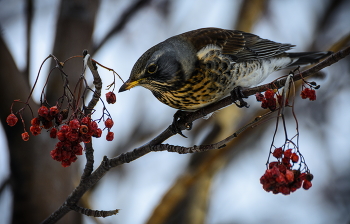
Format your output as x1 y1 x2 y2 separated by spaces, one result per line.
303 180 312 190
30 125 41 136
57 131 66 141
106 131 114 141
105 118 114 129
272 147 283 158
280 186 291 195
93 128 102 138
305 173 314 181
50 128 57 138
267 98 277 111
6 114 18 127
38 106 49 117
264 89 275 99
106 91 116 104
278 164 287 174
31 117 40 126
268 161 279 169
69 119 80 130
300 88 308 99
73 144 83 155
66 131 79 142
270 166 280 178
49 106 59 117
61 160 71 167
291 153 299 163
309 89 316 101
261 100 268 109
282 157 290 166
81 116 91 124
284 149 293 158
255 92 265 101
276 173 286 184
60 125 69 133
285 169 294 183
42 119 53 129
21 132 29 141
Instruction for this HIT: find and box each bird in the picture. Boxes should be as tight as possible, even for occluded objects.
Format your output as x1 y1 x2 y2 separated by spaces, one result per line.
119 27 331 111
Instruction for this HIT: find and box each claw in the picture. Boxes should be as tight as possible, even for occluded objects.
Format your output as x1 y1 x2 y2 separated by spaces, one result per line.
171 110 193 138
231 86 249 108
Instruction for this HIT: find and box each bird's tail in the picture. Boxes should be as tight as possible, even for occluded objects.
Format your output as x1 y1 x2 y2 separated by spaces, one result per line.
286 51 332 67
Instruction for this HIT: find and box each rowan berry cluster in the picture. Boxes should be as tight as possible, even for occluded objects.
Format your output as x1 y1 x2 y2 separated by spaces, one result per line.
300 88 316 101
260 147 313 195
7 103 115 167
255 89 278 111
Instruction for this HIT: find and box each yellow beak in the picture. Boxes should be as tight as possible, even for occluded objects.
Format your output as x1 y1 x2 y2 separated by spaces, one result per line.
119 79 142 92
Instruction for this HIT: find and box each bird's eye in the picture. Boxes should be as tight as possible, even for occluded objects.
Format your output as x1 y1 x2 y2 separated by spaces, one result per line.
147 64 158 74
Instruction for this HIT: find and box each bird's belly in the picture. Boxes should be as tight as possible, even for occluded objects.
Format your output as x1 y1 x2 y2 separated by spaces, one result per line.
153 58 291 111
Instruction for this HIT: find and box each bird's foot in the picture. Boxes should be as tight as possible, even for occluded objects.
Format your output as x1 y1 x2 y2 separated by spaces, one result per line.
171 110 193 138
230 86 249 108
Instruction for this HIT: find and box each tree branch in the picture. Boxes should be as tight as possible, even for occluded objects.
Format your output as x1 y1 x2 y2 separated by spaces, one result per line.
42 46 349 223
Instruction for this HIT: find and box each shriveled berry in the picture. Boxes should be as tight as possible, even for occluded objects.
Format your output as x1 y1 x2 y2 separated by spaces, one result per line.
57 131 66 141
303 180 312 190
255 92 264 102
309 89 316 101
42 119 53 129
31 117 41 126
6 114 18 127
81 116 91 124
268 161 279 169
38 106 49 117
264 89 275 99
272 147 283 158
50 128 57 138
305 173 314 181
49 106 59 117
105 118 114 129
282 157 290 165
69 119 80 130
106 131 114 141
60 125 69 133
261 100 268 109
93 128 102 138
291 153 299 163
284 149 293 158
66 131 79 142
106 91 116 104
285 169 294 183
30 125 41 136
60 109 69 120
21 132 30 141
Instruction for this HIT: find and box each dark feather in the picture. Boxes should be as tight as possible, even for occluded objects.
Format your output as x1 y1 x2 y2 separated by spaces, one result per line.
178 27 295 62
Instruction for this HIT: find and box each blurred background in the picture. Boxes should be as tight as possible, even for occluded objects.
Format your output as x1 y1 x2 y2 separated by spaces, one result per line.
1 0 350 223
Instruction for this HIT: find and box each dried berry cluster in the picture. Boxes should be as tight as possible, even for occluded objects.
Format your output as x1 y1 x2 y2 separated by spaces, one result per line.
7 103 115 167
260 147 313 195
255 89 284 111
300 88 316 101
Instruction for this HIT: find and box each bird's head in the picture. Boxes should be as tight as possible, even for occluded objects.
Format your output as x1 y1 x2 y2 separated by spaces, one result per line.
119 37 197 93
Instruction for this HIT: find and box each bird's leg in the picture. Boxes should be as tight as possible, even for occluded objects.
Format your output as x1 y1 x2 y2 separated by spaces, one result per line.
171 110 193 138
230 86 249 108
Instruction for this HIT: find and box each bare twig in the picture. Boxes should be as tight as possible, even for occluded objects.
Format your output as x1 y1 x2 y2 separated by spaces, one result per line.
70 204 119 218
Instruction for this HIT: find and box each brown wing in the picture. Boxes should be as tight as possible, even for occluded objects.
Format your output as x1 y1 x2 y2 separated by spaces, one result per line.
178 28 295 62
